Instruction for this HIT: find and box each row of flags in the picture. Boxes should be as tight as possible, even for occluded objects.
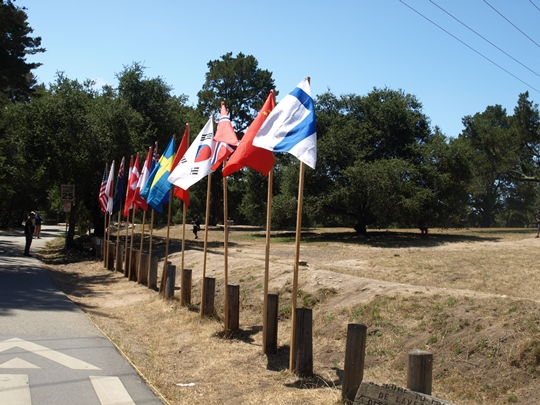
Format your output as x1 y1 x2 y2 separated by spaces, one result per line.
98 78 317 216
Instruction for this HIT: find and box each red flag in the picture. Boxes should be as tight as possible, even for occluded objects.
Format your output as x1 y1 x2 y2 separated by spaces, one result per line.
132 147 152 211
171 125 190 209
98 165 108 212
211 102 238 171
124 154 140 217
222 92 275 177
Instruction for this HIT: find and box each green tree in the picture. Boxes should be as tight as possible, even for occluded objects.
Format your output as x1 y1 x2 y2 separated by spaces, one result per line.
0 0 44 103
197 52 276 135
302 88 471 234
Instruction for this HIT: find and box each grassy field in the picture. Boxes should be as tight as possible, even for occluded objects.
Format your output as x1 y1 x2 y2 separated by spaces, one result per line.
42 226 540 404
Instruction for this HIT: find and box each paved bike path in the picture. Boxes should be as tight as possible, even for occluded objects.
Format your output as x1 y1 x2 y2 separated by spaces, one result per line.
0 226 164 405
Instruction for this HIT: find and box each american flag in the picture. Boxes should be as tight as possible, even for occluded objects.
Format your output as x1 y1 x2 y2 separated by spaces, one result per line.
98 165 108 212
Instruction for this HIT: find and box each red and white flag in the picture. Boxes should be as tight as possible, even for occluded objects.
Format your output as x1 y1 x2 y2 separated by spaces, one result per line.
132 147 152 211
171 125 190 209
124 154 140 217
105 160 115 215
211 102 238 171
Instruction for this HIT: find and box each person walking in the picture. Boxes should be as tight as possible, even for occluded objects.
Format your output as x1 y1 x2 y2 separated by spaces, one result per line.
34 211 43 238
192 217 201 239
24 211 36 256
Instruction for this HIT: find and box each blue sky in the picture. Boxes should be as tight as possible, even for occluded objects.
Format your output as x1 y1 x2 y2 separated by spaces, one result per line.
22 0 540 138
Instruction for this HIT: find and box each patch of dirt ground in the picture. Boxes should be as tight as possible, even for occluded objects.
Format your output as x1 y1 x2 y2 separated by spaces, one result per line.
42 227 540 404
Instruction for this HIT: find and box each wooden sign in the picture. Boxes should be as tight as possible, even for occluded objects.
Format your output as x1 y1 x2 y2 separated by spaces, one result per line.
354 381 456 405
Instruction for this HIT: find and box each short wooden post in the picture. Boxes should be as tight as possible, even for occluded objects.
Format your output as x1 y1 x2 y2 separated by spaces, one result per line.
94 237 102 259
226 284 240 332
129 249 139 281
265 294 279 354
123 246 130 277
294 308 313 377
407 350 433 395
115 245 124 273
107 242 115 271
202 277 215 316
342 323 367 402
159 261 171 296
138 253 149 285
181 269 192 306
165 264 176 299
148 256 158 289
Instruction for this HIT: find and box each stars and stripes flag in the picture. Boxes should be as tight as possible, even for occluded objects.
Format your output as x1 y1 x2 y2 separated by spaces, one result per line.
105 160 115 215
98 165 108 212
253 78 317 169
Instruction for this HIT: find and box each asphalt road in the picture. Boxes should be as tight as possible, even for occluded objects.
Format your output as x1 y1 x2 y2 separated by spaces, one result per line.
0 225 165 405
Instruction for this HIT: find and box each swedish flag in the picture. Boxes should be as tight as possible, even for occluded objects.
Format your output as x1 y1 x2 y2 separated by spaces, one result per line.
146 137 175 213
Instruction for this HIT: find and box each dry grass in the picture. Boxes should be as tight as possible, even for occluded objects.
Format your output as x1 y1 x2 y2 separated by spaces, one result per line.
42 226 540 404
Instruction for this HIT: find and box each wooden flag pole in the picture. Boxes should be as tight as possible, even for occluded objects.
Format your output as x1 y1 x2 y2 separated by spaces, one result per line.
200 172 212 317
262 168 274 352
115 209 121 265
181 124 189 274
289 161 306 372
102 162 108 266
138 209 147 275
128 207 137 273
160 135 176 296
148 209 155 278
223 166 230 330
124 155 133 253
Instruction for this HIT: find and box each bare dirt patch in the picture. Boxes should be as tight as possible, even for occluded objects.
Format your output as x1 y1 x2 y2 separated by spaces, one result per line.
42 227 540 404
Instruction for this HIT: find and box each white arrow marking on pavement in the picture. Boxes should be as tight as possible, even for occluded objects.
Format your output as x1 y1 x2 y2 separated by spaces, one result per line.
90 376 136 405
0 358 40 369
0 374 32 405
0 338 100 370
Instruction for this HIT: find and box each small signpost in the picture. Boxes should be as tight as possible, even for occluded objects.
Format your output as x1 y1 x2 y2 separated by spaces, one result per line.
61 185 75 251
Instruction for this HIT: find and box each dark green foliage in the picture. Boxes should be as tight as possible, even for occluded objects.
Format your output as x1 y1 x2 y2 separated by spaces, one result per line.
0 0 44 102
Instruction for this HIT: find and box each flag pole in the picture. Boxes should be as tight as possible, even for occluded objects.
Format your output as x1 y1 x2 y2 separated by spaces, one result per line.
262 167 274 352
161 135 176 296
138 209 147 278
180 124 189 277
223 163 230 330
124 155 133 253
289 161 306 372
105 160 115 270
115 156 125 268
200 172 212 317
102 162 108 264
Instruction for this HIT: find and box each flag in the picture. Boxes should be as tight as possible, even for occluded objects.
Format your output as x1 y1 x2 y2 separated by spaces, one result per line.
140 142 160 201
252 78 317 169
124 154 140 217
171 125 190 209
222 92 276 176
145 136 175 213
99 165 108 212
112 157 125 215
132 147 152 211
168 118 215 190
211 102 238 171
105 160 115 215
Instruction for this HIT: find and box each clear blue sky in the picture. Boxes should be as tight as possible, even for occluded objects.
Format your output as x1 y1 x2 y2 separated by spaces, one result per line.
22 0 540 138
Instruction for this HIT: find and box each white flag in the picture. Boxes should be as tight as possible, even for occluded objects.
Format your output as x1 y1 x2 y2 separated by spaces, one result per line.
105 160 115 214
168 117 215 190
252 78 317 169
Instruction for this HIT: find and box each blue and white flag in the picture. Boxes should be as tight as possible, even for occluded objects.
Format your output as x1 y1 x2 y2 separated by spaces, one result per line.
252 78 317 169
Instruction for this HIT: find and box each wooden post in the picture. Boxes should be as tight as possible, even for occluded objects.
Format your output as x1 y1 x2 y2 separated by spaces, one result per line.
129 249 139 281
181 269 192 306
202 277 215 316
107 241 115 271
342 324 367 402
165 264 176 299
265 294 279 354
226 284 240 332
138 253 149 285
294 307 313 377
115 244 124 273
123 246 130 277
95 237 102 259
148 255 158 289
407 350 433 395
